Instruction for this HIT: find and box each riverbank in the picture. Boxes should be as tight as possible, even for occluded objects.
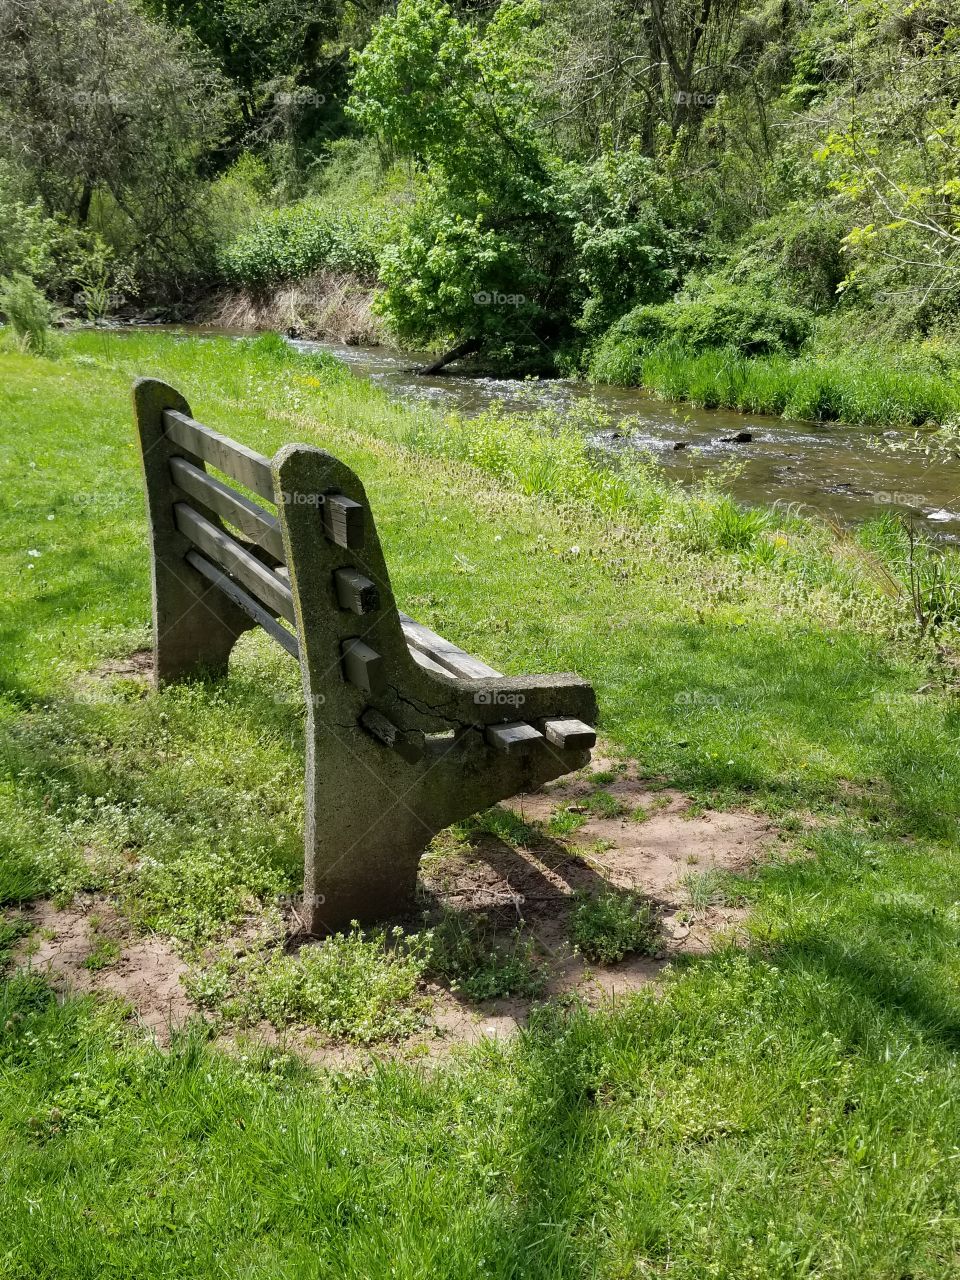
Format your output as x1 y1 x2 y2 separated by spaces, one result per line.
187 281 960 432
589 331 960 429
204 270 383 347
4 330 960 1274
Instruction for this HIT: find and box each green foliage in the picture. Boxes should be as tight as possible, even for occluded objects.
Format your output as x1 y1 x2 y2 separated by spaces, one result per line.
564 147 695 336
0 918 30 972
143 0 345 125
704 497 771 554
0 273 56 353
189 927 432 1041
0 0 232 298
349 0 575 360
569 890 659 964
218 199 388 286
427 910 546 1000
600 288 814 360
582 788 627 818
0 168 74 286
591 337 960 426
719 208 851 313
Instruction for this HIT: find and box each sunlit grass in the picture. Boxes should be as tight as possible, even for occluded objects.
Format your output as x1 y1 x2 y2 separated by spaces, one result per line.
4 331 960 1275
590 336 960 426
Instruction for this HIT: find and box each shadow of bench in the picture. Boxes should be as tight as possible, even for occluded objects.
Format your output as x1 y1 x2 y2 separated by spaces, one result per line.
133 377 596 933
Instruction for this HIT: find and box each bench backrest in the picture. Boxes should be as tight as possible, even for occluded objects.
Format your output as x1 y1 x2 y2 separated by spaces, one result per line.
133 373 595 725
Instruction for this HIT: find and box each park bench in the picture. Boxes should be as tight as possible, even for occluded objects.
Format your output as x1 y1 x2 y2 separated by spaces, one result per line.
132 378 597 934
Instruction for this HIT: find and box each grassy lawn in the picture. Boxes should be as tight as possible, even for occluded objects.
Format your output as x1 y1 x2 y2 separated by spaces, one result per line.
2 330 960 1277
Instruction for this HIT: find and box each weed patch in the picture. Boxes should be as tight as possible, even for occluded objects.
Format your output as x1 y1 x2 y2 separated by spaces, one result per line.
570 890 660 964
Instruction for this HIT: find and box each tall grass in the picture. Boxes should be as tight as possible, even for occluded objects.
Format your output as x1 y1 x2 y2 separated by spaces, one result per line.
590 338 960 426
0 272 56 354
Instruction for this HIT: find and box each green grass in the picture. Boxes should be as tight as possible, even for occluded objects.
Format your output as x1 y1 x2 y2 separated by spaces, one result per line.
427 910 547 1001
589 335 960 427
3 329 960 1274
187 926 433 1042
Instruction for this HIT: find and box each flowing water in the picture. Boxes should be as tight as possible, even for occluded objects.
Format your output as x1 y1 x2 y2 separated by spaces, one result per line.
290 337 960 538
141 325 960 536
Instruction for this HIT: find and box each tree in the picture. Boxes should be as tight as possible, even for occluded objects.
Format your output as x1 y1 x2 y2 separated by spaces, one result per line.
348 0 576 367
0 0 231 293
142 0 333 115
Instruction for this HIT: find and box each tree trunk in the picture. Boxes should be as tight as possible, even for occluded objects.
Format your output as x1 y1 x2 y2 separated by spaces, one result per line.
415 338 481 376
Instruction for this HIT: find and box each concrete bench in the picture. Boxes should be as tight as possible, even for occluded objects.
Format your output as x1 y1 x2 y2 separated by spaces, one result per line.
133 377 596 933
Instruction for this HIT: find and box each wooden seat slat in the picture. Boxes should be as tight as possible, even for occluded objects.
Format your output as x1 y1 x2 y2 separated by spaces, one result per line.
398 612 596 748
407 645 453 677
541 718 597 750
398 613 500 680
486 721 544 752
170 457 285 561
163 410 276 503
186 551 300 659
174 503 296 624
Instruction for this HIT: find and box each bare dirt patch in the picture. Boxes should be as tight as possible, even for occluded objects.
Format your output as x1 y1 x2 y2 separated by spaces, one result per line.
92 649 154 681
13 896 192 1045
11 757 781 1066
419 757 778 1029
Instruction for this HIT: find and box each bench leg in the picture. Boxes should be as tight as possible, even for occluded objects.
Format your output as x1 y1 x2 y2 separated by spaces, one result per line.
133 378 256 684
300 718 592 935
302 720 427 933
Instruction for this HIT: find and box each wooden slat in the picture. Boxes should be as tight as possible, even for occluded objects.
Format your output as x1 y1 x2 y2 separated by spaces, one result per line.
174 503 296 624
322 493 364 549
407 646 452 677
341 638 386 695
486 722 543 752
541 718 597 750
170 457 285 561
334 567 379 614
400 613 594 751
185 551 299 659
163 410 275 503
398 613 499 680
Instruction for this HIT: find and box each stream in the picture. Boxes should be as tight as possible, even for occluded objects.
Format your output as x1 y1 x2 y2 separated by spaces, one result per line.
291 337 960 538
148 326 960 537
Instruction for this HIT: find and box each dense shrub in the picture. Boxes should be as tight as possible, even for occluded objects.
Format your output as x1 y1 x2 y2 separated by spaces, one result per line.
604 287 814 358
716 209 850 313
563 149 696 337
0 273 56 352
218 200 387 286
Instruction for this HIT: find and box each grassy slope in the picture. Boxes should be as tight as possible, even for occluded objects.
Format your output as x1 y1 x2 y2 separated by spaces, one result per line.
2 332 960 1277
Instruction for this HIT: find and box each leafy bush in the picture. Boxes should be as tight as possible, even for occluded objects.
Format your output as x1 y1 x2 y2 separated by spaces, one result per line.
348 0 575 363
0 273 56 352
218 199 388 286
564 148 696 337
716 209 850 313
0 171 69 285
601 287 813 360
570 890 659 965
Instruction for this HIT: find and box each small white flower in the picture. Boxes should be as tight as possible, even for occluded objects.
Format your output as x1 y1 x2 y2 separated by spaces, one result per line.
27 549 40 558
